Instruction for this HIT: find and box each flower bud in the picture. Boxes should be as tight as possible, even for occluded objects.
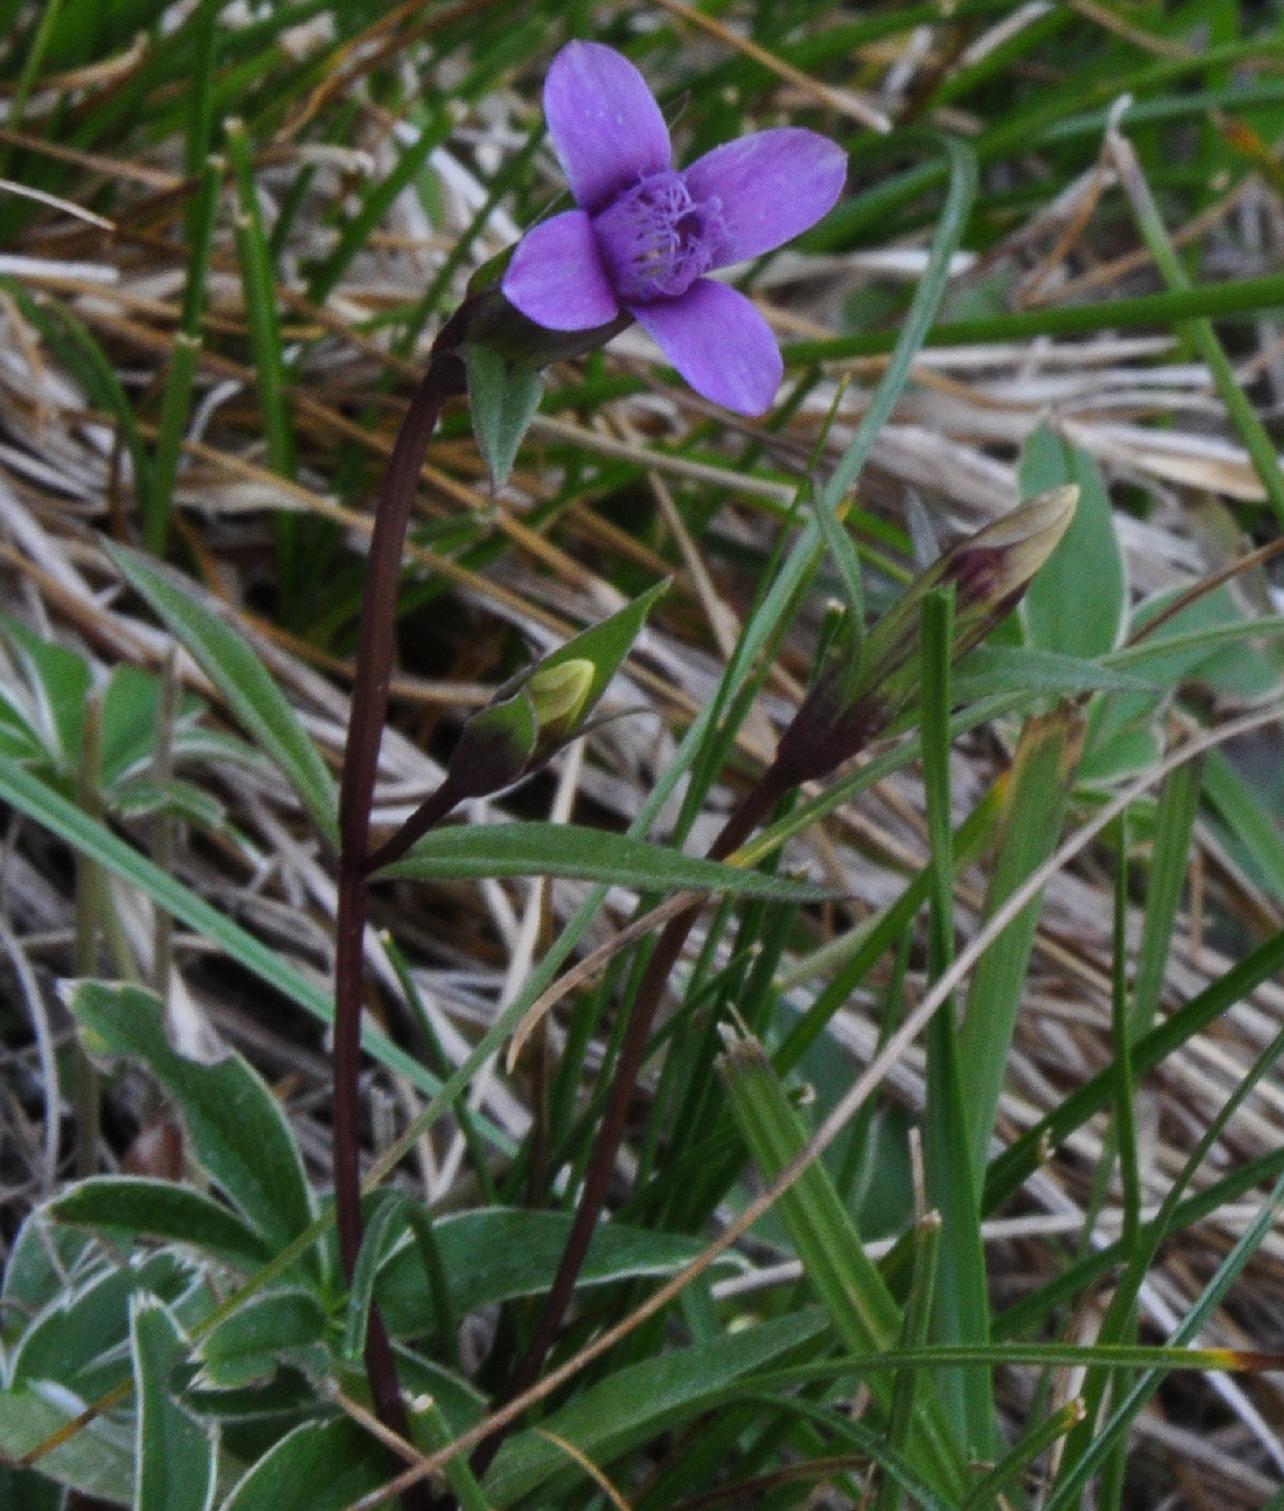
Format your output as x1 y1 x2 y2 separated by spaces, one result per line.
528 657 595 739
440 582 670 803
776 486 1079 783
445 686 538 799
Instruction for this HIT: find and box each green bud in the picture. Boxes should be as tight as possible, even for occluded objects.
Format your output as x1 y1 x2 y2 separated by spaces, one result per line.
529 580 670 751
528 657 595 737
446 686 538 799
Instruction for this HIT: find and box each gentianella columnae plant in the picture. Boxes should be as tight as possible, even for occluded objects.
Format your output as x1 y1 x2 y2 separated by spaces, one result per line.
330 38 851 1481
330 37 1081 1493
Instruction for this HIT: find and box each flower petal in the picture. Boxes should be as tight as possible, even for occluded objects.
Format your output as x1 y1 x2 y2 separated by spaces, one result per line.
629 279 783 416
502 209 620 331
543 41 671 214
683 128 846 265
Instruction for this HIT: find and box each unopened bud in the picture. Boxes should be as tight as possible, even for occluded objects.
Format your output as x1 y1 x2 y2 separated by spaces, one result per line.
446 687 538 799
776 486 1079 784
528 657 595 737
944 484 1079 629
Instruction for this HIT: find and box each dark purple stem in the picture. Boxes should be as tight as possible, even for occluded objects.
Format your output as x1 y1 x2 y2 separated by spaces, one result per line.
472 759 790 1476
334 351 463 1508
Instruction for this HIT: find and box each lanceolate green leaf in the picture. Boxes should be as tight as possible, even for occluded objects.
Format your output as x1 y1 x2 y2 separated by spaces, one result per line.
951 645 1154 704
376 1207 736 1336
464 342 545 489
103 544 338 846
70 983 319 1272
131 1295 218 1511
378 820 839 900
1019 428 1126 661
483 1309 832 1506
51 1177 272 1273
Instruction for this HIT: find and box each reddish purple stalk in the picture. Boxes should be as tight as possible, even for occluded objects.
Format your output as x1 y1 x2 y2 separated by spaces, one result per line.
333 348 464 1509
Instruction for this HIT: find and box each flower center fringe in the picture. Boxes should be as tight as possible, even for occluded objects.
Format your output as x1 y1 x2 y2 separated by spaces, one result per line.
592 171 722 303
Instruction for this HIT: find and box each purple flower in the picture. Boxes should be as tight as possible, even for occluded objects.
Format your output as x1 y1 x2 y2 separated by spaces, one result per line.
501 41 846 416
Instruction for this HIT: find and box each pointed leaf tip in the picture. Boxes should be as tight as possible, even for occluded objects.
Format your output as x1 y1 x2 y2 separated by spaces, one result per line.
464 342 544 490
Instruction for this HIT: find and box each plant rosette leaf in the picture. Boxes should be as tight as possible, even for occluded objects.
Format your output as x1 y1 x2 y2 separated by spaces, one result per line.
67 983 321 1279
131 1294 219 1511
11 1249 206 1402
218 1417 390 1511
194 1289 328 1391
483 1309 832 1505
376 1207 743 1335
50 1177 273 1274
0 1382 135 1505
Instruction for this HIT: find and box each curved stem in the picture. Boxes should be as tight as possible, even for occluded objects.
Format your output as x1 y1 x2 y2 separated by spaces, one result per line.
473 761 789 1476
362 774 467 878
333 352 463 1509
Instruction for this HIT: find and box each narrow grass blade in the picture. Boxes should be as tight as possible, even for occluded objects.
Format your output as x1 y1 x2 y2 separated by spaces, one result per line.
785 269 1284 364
224 116 298 601
718 1029 969 1498
0 755 512 1130
1109 124 1284 526
147 159 220 553
961 1399 1085 1511
877 1207 942 1511
0 280 152 521
1044 1172 1284 1509
1130 757 1202 1032
984 927 1284 1211
919 587 994 1458
1203 748 1284 903
959 704 1082 1180
412 1397 491 1511
104 542 338 847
